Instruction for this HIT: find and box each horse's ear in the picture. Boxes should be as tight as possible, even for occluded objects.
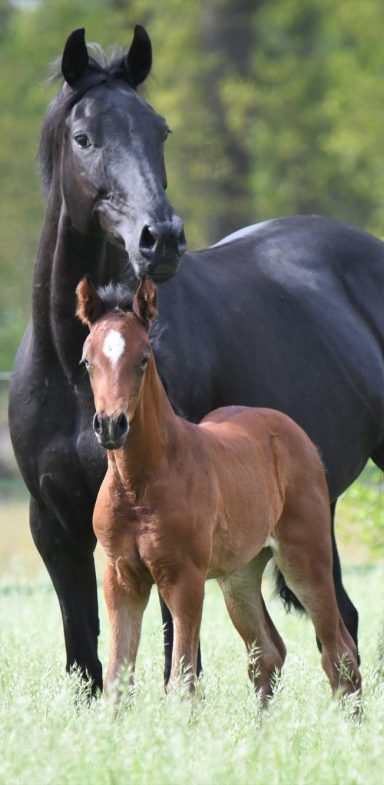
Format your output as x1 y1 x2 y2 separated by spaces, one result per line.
133 276 157 327
62 28 89 87
124 25 152 87
76 275 105 328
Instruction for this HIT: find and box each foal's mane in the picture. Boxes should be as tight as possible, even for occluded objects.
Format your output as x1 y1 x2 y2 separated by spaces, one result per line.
97 282 135 314
39 45 142 195
96 282 158 340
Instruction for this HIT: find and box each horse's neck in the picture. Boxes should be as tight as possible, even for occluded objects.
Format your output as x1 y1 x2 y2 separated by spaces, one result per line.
111 357 182 492
50 206 108 378
32 186 120 380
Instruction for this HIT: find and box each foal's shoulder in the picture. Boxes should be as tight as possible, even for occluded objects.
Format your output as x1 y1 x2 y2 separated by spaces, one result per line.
200 405 291 428
199 405 248 427
199 405 308 442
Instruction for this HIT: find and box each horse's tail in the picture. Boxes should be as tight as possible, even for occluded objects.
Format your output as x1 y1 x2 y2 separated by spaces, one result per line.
274 565 306 613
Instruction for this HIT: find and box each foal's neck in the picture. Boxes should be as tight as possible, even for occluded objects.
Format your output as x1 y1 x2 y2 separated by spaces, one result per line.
111 353 181 492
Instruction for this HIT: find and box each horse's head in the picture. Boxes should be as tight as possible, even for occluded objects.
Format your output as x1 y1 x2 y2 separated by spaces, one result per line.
76 275 157 449
58 27 185 282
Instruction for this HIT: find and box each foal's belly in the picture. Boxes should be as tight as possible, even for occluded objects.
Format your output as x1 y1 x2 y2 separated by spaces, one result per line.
206 512 273 578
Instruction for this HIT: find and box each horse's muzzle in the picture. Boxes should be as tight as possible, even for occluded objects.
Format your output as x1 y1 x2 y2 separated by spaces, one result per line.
137 219 186 282
93 411 129 450
96 201 186 282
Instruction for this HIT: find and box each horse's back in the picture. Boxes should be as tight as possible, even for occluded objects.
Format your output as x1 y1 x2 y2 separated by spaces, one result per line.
158 215 384 498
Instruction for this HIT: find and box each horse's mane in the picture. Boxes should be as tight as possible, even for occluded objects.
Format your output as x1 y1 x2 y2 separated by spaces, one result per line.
97 282 135 314
39 45 135 195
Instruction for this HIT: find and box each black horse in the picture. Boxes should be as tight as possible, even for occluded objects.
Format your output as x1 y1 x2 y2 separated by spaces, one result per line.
9 27 384 693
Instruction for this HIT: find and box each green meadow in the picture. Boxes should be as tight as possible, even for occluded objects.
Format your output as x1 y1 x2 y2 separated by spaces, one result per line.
0 474 383 785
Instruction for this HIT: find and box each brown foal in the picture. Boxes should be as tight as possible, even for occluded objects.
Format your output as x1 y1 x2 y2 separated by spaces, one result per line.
76 275 361 705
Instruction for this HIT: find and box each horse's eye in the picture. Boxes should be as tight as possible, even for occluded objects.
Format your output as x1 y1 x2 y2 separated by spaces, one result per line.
139 356 149 371
74 133 91 149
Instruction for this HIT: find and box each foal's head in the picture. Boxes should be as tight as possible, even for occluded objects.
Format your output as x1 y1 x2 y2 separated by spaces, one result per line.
76 276 157 449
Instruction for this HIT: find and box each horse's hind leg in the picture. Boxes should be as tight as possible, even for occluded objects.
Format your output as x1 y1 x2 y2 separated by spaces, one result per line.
275 504 361 699
330 501 359 658
218 551 286 707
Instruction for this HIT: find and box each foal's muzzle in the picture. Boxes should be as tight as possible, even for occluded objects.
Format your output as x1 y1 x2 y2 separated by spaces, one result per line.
93 411 129 449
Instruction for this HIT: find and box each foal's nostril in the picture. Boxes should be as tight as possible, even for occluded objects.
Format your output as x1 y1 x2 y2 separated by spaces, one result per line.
115 412 128 437
93 413 103 435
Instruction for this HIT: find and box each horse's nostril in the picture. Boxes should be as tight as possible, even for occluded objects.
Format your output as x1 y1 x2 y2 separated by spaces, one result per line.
138 220 186 262
93 413 103 435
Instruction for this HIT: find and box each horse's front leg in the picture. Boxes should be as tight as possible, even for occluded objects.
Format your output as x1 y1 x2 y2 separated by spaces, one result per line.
30 497 102 695
160 565 205 691
103 560 151 694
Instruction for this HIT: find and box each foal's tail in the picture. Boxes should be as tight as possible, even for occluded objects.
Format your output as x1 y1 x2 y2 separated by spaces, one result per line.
274 566 306 613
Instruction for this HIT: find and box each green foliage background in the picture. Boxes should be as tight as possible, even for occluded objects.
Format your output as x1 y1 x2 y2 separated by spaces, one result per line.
2 0 384 370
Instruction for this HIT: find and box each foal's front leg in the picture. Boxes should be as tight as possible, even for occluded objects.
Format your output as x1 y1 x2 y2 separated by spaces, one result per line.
103 560 151 693
160 564 205 691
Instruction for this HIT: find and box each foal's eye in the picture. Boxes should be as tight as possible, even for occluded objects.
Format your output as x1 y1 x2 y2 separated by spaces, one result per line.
74 133 91 149
80 357 90 370
139 356 149 372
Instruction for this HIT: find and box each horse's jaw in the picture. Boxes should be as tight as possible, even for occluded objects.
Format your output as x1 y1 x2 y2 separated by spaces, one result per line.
95 198 185 282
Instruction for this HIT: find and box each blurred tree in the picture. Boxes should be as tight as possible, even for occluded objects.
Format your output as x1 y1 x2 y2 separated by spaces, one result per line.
2 0 384 371
249 0 384 230
201 0 261 240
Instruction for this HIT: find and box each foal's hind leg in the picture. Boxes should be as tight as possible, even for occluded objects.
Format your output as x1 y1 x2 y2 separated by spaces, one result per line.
275 504 361 700
218 551 286 707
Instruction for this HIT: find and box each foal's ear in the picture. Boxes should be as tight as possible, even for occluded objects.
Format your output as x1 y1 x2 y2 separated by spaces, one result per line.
133 276 157 328
76 275 105 328
124 25 152 87
62 28 89 87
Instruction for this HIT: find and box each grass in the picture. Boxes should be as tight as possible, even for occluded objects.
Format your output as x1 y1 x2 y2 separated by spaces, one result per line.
0 473 384 785
1 562 384 785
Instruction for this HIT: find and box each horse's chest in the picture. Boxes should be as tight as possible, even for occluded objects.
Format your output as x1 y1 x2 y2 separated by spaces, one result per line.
76 424 107 493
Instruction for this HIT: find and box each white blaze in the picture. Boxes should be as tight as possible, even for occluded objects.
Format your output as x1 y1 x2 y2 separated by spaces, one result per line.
102 330 125 367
